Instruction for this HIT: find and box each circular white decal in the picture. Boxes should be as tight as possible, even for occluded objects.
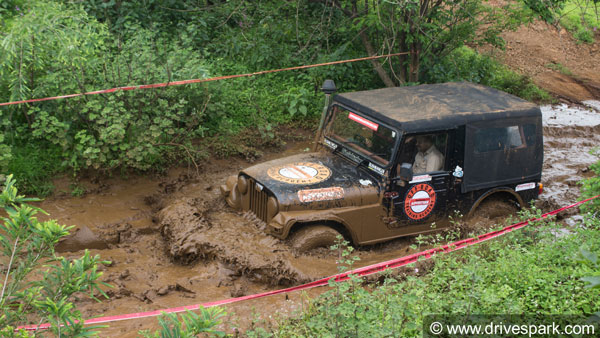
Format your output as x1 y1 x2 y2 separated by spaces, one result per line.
267 162 331 184
278 165 318 180
409 190 430 213
404 183 437 220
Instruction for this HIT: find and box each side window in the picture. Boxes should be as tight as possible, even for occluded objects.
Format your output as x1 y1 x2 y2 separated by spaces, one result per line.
397 132 448 175
475 124 536 153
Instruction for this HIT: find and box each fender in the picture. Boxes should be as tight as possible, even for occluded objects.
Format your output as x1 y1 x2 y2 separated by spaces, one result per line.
467 187 524 218
267 206 380 244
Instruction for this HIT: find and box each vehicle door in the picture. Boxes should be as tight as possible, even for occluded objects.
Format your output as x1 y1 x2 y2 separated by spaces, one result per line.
386 130 457 226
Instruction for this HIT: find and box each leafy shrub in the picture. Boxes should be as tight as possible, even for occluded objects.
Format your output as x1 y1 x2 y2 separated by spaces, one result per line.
6 142 63 197
139 309 226 338
1 2 211 175
1 0 380 188
560 1 599 44
0 175 110 336
523 0 599 44
424 46 552 102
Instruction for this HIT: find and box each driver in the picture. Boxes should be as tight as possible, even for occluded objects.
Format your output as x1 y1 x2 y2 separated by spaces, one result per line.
413 135 444 174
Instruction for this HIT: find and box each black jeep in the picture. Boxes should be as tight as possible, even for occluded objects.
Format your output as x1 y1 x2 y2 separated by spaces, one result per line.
221 81 543 251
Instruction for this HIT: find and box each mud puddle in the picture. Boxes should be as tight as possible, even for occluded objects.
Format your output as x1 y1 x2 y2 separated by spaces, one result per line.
541 100 600 211
30 102 600 335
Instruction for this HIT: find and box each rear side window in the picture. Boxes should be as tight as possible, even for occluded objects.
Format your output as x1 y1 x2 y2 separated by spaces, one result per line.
474 124 536 153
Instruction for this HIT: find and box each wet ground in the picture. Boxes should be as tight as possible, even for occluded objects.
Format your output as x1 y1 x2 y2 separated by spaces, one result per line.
541 100 600 213
27 101 600 336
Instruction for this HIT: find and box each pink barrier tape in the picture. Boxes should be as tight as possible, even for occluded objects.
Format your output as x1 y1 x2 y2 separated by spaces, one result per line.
18 195 599 331
0 53 409 107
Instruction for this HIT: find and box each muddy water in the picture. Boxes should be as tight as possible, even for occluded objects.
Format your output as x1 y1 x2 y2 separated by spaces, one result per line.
541 101 600 210
28 103 600 336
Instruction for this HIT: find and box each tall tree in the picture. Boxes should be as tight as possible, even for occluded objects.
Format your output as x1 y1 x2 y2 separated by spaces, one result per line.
312 0 519 84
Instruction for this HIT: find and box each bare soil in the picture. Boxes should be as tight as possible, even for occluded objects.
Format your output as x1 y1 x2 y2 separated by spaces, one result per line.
480 18 600 103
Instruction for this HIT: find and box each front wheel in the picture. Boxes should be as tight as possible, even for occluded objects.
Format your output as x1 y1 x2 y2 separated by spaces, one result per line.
289 225 342 253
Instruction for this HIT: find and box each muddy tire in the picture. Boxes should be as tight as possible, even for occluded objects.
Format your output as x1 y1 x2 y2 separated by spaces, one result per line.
290 225 342 253
475 197 519 219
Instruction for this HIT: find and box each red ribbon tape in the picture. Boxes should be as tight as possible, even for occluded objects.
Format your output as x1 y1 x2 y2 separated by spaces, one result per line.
0 53 408 107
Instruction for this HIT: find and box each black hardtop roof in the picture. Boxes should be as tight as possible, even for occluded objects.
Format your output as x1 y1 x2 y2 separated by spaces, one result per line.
333 82 540 133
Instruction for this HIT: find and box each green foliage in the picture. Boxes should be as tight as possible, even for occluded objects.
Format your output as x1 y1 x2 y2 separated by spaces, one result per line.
521 0 568 24
315 0 528 84
0 0 556 192
579 249 600 289
546 62 573 75
6 143 63 197
0 175 110 336
139 308 226 338
259 207 600 337
522 0 599 43
1 2 211 177
560 1 600 43
1 0 381 189
0 1 108 104
425 46 552 102
580 148 600 220
0 133 11 173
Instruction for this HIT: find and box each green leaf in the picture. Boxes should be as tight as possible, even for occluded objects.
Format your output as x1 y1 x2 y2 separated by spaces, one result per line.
581 276 600 289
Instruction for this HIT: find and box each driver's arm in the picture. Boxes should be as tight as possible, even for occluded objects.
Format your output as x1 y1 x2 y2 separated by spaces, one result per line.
426 153 443 172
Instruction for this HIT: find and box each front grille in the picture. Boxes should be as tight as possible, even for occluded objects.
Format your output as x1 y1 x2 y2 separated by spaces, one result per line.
248 179 268 222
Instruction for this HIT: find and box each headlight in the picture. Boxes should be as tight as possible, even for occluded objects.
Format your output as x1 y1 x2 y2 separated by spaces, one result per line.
238 175 248 194
267 196 279 219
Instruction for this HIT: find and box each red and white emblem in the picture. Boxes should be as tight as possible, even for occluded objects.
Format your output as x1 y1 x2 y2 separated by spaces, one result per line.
404 183 437 220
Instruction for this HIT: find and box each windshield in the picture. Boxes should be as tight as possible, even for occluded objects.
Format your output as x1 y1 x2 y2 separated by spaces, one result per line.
325 106 397 166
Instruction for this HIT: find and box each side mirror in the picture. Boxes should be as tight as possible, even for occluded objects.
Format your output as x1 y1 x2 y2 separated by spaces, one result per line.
398 162 413 182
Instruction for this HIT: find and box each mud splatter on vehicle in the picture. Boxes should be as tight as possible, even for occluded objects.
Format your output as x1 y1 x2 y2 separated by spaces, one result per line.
221 81 544 251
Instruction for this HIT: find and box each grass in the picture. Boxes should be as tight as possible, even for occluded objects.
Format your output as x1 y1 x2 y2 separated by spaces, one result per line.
251 208 600 337
546 62 574 76
561 1 600 43
6 142 64 197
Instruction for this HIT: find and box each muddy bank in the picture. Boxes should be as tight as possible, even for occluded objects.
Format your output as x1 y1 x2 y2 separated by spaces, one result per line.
157 196 314 285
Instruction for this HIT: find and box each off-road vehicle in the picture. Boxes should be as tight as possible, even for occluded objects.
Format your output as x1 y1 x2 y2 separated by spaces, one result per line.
220 81 543 251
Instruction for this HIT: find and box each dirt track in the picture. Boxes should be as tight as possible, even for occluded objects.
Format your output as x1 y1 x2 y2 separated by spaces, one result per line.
29 101 599 335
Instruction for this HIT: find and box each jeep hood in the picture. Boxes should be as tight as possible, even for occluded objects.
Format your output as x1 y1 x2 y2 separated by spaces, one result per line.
241 152 381 209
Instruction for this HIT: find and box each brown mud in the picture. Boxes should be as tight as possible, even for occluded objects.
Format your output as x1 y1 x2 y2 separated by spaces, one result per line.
24 102 598 336
541 102 600 215
478 12 600 104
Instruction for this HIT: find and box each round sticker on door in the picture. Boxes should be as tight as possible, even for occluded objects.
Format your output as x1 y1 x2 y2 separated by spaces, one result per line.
404 183 437 220
267 162 331 185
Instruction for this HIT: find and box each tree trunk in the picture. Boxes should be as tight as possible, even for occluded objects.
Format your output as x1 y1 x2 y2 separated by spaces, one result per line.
408 45 420 83
359 30 396 87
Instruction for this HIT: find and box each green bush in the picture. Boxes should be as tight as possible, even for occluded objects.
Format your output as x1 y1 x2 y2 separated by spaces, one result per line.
1 0 379 191
139 309 226 338
0 175 110 336
561 1 599 44
424 46 552 102
6 142 63 197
